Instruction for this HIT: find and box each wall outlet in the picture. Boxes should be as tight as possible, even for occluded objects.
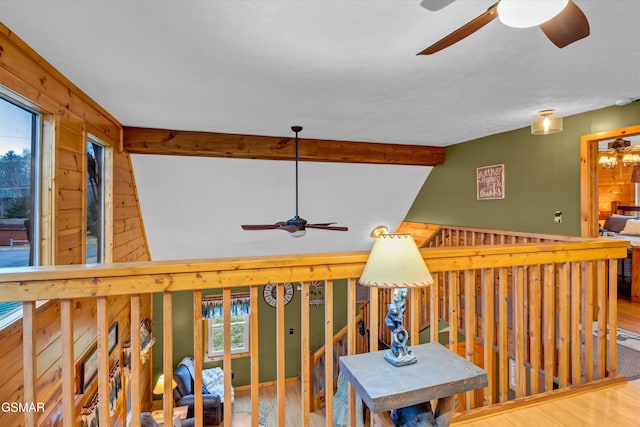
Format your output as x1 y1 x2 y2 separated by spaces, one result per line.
554 211 562 224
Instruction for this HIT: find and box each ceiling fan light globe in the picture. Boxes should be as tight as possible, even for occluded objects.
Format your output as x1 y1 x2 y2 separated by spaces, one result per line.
498 0 569 28
290 229 306 238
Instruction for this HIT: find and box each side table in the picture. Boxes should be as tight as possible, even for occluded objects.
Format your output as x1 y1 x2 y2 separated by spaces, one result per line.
339 342 487 426
151 405 189 427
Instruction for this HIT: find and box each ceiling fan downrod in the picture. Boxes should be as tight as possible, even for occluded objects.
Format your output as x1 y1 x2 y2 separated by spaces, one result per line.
292 125 302 219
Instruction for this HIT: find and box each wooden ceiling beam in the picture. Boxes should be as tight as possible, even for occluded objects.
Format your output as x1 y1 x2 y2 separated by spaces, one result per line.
123 127 444 166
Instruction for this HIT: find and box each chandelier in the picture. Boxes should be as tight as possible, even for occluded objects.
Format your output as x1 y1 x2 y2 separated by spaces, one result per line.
598 138 640 169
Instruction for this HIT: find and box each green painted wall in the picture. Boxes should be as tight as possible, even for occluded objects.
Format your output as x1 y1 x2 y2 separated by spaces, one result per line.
406 103 640 234
151 281 349 390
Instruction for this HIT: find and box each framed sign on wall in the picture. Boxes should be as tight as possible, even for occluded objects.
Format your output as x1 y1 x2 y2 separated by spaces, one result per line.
476 164 505 200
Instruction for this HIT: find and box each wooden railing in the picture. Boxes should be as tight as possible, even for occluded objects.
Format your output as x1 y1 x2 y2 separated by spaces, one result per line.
0 230 627 426
309 301 369 411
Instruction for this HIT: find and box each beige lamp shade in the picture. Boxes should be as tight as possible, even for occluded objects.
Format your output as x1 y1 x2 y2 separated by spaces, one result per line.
153 374 177 395
359 233 433 288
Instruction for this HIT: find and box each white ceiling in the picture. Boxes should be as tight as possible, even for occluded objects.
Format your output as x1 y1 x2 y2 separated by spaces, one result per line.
1 0 639 146
2 0 640 258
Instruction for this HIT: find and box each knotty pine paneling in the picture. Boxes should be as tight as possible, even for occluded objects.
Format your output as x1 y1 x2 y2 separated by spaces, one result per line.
0 22 152 426
597 166 636 219
113 150 150 264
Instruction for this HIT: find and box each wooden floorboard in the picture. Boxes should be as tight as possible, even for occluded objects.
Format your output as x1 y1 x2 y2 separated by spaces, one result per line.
232 380 327 426
617 297 640 332
452 379 640 427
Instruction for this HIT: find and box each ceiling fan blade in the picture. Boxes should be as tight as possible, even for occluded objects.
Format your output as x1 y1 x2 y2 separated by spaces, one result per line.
241 224 281 230
306 224 349 231
417 2 499 55
420 0 457 12
278 225 299 233
539 0 589 48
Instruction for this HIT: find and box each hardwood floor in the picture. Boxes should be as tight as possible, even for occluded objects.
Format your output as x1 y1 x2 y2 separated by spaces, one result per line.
617 297 640 332
452 379 640 427
232 380 327 426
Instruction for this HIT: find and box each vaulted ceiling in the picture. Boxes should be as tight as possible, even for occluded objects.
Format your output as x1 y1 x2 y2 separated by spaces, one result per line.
1 1 639 257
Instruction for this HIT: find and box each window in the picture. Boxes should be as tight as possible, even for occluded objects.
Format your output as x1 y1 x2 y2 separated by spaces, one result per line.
206 314 250 360
0 93 40 325
86 138 104 263
203 293 251 360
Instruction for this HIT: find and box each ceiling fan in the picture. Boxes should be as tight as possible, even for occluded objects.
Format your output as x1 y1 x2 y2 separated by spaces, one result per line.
418 0 590 55
241 126 348 237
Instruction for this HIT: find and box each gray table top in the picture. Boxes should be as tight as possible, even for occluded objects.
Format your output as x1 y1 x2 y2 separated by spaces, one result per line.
339 342 488 413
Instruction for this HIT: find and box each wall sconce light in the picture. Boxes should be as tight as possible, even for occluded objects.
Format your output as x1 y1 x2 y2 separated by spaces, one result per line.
531 109 563 135
359 228 433 366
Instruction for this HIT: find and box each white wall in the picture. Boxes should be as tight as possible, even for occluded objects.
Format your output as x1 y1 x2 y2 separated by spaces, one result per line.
131 155 431 260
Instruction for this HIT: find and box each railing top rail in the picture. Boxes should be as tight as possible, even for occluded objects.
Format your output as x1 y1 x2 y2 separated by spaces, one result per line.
0 238 627 302
421 224 583 246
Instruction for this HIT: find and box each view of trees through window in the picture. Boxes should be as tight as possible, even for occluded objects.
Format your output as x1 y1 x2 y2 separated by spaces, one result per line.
0 95 38 321
208 314 249 357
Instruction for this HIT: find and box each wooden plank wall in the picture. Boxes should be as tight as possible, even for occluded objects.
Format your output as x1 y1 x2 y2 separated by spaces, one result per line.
598 165 636 220
597 165 635 220
0 22 152 426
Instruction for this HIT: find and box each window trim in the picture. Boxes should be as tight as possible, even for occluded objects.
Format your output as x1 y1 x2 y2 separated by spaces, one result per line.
205 313 250 362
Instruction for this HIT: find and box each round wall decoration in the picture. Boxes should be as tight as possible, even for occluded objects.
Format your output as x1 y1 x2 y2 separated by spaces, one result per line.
263 283 294 307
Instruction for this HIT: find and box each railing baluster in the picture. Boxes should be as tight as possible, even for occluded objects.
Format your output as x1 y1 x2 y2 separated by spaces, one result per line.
529 265 540 394
250 286 260 427
514 266 526 398
448 271 458 351
22 301 37 427
347 278 357 427
543 264 554 392
497 268 508 403
324 280 334 425
570 262 581 384
607 259 618 377
301 281 311 427
464 269 476 410
222 288 232 426
130 294 142 427
581 261 593 382
97 297 110 427
276 283 286 425
557 264 569 388
482 268 494 405
370 287 379 352
193 290 203 427
162 292 174 425
430 274 440 344
595 260 606 380
61 299 74 426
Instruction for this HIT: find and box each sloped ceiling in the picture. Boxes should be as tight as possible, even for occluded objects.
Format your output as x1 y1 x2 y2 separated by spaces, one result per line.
1 1 639 257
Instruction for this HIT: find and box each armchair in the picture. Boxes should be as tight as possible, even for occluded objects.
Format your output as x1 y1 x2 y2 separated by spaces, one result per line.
172 364 224 425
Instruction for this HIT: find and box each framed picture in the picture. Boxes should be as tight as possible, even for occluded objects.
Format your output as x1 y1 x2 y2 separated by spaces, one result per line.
108 322 119 354
77 343 99 394
476 164 505 200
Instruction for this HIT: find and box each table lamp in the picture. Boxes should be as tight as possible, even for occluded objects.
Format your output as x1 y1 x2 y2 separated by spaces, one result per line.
359 226 433 366
153 374 177 395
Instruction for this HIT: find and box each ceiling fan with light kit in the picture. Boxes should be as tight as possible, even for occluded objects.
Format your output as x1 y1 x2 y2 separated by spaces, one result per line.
418 0 590 55
241 126 348 237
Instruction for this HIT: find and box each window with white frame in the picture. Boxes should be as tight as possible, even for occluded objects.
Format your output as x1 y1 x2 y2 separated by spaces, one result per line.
203 293 250 360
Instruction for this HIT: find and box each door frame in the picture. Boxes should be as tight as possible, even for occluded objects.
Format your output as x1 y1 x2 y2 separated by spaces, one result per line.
581 124 640 237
